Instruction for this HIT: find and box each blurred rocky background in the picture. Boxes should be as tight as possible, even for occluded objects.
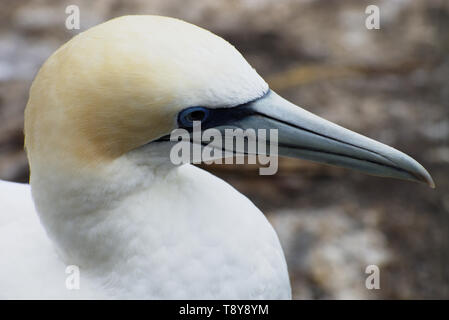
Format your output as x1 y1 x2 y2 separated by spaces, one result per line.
0 0 448 299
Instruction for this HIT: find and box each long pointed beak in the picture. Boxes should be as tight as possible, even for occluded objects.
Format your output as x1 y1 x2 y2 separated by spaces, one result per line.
216 90 434 187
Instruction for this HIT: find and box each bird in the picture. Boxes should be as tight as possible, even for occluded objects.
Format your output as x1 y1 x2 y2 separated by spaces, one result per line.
0 15 434 299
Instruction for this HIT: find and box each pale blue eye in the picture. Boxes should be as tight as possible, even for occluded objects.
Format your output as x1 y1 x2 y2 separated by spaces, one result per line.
178 107 209 127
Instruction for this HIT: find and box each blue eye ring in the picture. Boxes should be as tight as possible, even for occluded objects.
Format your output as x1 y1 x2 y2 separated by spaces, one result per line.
178 107 210 127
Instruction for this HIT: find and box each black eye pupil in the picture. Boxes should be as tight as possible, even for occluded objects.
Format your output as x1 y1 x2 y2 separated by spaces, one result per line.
186 110 206 122
179 107 209 127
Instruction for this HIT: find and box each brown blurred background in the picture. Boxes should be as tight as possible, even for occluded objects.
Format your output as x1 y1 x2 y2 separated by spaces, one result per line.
0 0 448 299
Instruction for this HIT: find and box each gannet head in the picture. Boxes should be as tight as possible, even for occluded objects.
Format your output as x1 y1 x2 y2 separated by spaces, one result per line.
25 15 267 171
25 15 434 188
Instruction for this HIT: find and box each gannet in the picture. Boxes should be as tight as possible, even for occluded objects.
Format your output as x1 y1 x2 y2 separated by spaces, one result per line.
0 15 434 299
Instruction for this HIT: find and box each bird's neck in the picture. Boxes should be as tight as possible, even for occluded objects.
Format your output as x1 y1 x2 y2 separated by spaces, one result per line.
29 153 176 271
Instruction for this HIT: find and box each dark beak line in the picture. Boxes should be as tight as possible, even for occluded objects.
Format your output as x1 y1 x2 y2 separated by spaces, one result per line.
277 141 426 183
252 112 429 182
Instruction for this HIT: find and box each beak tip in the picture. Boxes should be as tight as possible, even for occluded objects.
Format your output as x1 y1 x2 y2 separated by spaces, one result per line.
426 176 436 189
416 169 435 189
